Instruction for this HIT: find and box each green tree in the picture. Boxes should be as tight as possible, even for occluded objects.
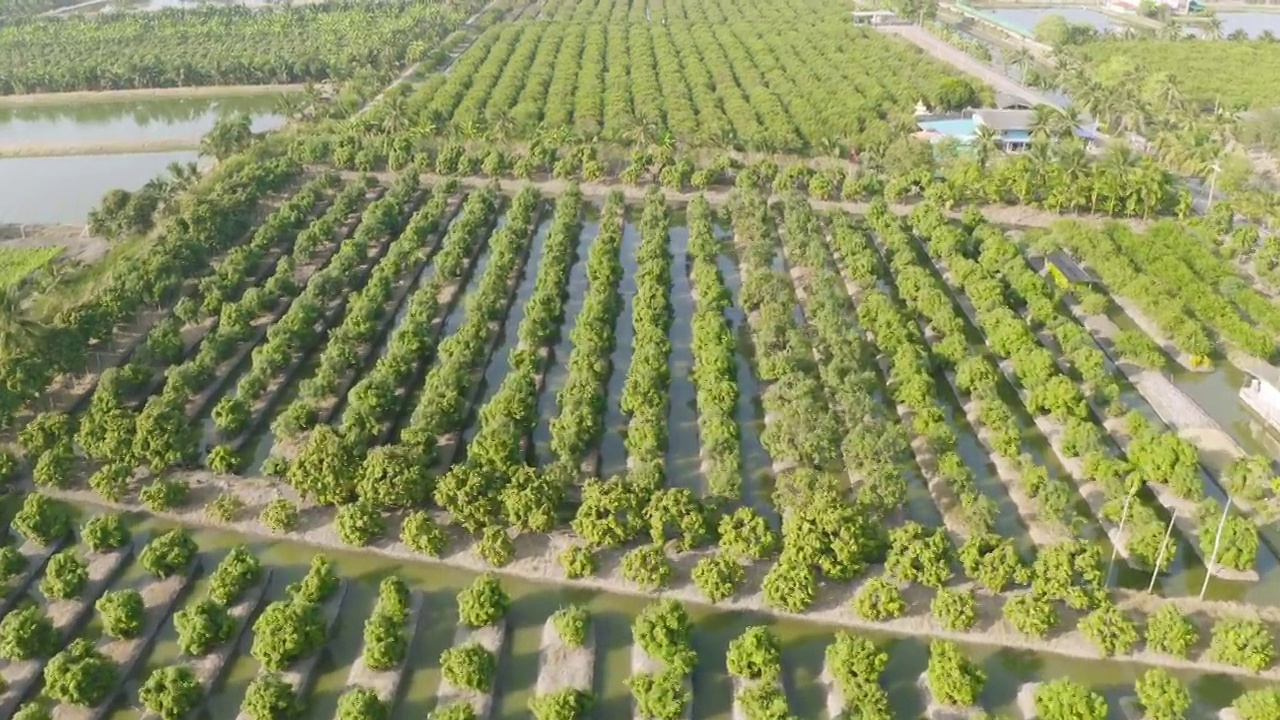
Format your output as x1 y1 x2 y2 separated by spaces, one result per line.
287 425 358 505
140 530 198 578
0 605 56 661
552 605 590 647
457 574 509 629
40 550 88 600
82 515 130 553
401 511 447 556
97 589 145 639
853 578 906 621
726 626 782 682
337 687 388 720
241 673 300 720
141 665 204 720
1209 616 1275 671
13 492 71 546
622 544 672 590
441 642 496 691
927 640 984 707
1079 601 1138 656
692 552 745 603
175 598 233 656
1134 668 1190 720
251 601 327 671
1144 605 1197 658
931 588 977 631
43 638 118 707
1033 679 1107 720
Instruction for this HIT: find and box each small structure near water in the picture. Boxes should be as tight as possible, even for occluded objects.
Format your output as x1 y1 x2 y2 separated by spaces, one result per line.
1240 372 1280 436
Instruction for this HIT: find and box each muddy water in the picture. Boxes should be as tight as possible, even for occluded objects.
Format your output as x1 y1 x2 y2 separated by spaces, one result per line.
598 213 641 479
712 226 777 522
0 150 200 224
0 94 286 146
334 207 472 427
531 212 597 466
462 213 555 446
936 374 1033 548
98 513 1266 720
667 222 703 494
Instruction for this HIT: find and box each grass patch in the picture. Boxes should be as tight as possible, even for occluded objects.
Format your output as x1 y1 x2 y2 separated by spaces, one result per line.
0 246 61 291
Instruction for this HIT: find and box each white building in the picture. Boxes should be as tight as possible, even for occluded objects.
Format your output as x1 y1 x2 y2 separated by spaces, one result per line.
1240 373 1280 435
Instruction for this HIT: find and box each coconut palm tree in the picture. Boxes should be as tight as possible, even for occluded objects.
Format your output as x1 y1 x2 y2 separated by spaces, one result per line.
973 125 1001 169
1029 104 1058 141
0 288 41 363
1006 47 1033 80
1205 15 1224 40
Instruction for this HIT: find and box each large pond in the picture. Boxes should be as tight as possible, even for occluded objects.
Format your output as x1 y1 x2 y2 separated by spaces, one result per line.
1209 11 1280 38
100 514 1268 720
980 5 1125 34
0 94 286 147
0 150 200 224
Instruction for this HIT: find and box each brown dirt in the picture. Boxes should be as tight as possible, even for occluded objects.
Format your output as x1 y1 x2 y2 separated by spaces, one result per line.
0 224 109 265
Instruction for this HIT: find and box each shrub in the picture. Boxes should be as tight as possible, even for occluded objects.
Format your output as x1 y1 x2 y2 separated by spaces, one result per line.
240 672 300 720
0 605 56 661
885 522 955 588
175 598 233 656
627 670 690 720
401 511 447 556
559 546 595 579
692 552 745 604
1144 605 1197 658
457 574 509 628
287 555 339 604
552 605 590 647
361 577 411 671
931 588 977 631
736 683 791 720
476 526 514 567
140 665 204 720
13 493 71 546
251 600 327 671
1033 679 1106 720
40 550 88 600
1134 668 1189 720
1234 689 1280 720
825 632 889 707
717 508 780 561
336 502 385 547
260 499 299 533
761 560 815 612
206 492 246 523
632 600 696 675
208 545 263 606
0 545 27 582
726 626 781 681
337 687 387 720
529 688 592 720
1002 594 1058 638
1209 616 1275 671
97 589 144 639
1079 601 1138 657
140 477 190 512
622 544 672 590
43 638 118 707
81 515 129 553
430 702 477 720
140 530 198 578
89 463 131 503
441 642 496 691
13 704 51 720
852 578 905 621
926 640 984 707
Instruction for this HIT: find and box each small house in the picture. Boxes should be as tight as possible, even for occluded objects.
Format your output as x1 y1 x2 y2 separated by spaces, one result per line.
1043 251 1097 288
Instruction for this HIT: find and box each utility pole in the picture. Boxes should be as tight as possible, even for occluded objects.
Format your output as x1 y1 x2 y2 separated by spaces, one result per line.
1106 493 1134 588
1207 162 1221 210
1199 496 1233 601
1147 511 1177 594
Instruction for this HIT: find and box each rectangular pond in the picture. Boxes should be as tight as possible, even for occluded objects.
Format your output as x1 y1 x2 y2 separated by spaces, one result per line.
0 150 200 224
0 93 287 149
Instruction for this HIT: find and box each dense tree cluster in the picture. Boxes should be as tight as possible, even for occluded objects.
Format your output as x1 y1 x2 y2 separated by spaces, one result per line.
251 600 327 671
139 529 198 578
208 545 263 606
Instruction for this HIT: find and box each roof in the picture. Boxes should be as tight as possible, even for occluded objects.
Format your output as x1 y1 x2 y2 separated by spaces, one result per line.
1045 250 1096 284
973 109 1034 132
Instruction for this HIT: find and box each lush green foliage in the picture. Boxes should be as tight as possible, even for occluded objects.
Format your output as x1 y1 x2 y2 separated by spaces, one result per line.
44 638 118 707
457 574 509 629
251 600 327 671
931 588 977 632
0 605 56 661
287 555 340 604
552 605 589 647
632 600 696 676
0 2 473 94
1134 667 1190 720
81 515 130 553
13 493 71 546
241 672 301 720
441 642 496 691
530 688 592 720
852 578 906 622
1209 616 1275 671
926 640 984 707
139 529 198 578
1033 679 1107 720
621 543 673 590
726 626 781 682
361 576 413 671
141 665 204 720
97 589 145 639
40 550 87 600
825 632 891 719
208 545 263 606
337 687 388 720
692 552 745 604
1079 602 1138 657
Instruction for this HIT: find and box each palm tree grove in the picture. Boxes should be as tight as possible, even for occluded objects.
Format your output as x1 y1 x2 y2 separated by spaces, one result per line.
2 0 1280 719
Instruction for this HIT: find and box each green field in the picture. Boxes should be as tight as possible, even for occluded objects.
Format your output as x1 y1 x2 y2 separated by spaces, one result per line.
0 246 61 290
1078 39 1280 110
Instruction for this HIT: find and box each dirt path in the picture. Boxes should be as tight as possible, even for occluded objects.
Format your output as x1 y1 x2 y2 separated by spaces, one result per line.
0 137 200 159
0 84 304 106
348 170 1146 231
0 224 109 264
877 24 1062 109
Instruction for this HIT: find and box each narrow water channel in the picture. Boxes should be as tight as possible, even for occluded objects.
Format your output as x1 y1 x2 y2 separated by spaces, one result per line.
712 231 777 523
531 212 598 466
598 213 641 479
666 221 703 494
462 213 555 446
99 512 1267 720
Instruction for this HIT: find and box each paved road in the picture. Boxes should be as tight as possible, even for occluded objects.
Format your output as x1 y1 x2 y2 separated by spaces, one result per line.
877 24 1063 109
